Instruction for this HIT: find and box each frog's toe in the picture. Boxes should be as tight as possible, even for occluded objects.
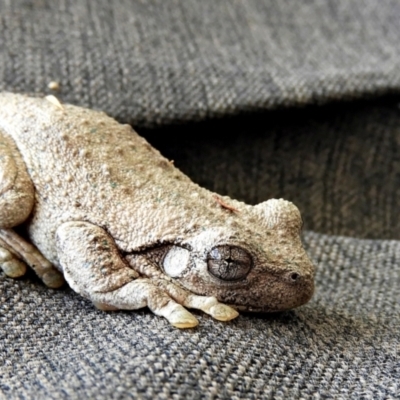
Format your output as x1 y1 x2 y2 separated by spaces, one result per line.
0 247 27 278
183 295 239 322
158 301 199 329
208 304 239 322
1 259 27 278
42 269 65 289
167 310 199 329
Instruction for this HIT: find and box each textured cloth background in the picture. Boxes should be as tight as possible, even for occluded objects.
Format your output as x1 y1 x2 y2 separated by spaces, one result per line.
1 0 400 399
1 232 399 399
1 0 400 126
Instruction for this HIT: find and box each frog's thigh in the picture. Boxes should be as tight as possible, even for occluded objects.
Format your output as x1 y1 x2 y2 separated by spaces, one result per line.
56 221 199 328
0 131 63 286
0 130 33 278
0 129 35 228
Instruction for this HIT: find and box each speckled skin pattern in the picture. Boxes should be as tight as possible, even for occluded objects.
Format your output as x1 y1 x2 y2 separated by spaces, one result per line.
0 93 314 328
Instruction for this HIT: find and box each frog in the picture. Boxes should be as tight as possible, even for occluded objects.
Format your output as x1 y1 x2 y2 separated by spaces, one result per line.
0 92 315 328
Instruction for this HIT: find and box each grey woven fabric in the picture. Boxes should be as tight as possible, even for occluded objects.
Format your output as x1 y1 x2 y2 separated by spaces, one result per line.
1 0 400 126
1 232 399 399
1 1 400 399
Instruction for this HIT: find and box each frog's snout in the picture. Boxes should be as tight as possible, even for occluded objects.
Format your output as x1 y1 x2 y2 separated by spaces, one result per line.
274 262 315 310
284 269 313 284
289 268 315 306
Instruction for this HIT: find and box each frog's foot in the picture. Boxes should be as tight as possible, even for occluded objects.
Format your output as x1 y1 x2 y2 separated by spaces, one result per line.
149 278 239 323
0 242 27 278
0 229 65 288
92 278 239 328
56 221 238 328
95 278 239 328
93 278 201 329
184 295 239 322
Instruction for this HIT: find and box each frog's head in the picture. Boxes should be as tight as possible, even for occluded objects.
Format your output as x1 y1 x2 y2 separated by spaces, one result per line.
159 199 315 312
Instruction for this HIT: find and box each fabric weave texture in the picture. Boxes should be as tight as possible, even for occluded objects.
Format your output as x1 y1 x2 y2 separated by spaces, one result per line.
1 232 399 399
1 0 400 126
0 1 400 399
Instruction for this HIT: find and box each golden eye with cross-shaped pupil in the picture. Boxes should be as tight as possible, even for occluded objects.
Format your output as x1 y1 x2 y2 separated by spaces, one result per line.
207 245 252 282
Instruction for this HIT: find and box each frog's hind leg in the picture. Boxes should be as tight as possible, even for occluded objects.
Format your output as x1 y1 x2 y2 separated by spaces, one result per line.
0 130 64 288
0 129 35 228
0 237 27 278
0 229 64 288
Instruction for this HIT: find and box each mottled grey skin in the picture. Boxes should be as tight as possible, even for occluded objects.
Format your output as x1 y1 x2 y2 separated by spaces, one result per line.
0 93 314 328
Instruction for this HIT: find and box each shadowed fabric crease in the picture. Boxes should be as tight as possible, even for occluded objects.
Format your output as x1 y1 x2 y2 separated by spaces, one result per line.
0 1 399 399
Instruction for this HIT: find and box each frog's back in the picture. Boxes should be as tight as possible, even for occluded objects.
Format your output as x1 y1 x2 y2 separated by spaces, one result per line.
0 92 175 195
0 93 178 262
0 93 226 263
0 92 141 164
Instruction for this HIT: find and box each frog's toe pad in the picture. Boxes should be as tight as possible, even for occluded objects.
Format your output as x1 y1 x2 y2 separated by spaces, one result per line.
42 270 65 289
161 303 199 329
209 304 239 321
1 259 27 278
0 247 27 278
169 310 199 329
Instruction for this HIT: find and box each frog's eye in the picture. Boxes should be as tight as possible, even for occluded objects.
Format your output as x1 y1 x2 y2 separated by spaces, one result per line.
207 245 252 282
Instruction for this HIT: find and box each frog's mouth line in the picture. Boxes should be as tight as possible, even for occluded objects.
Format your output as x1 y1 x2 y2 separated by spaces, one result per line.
228 298 313 313
228 304 286 313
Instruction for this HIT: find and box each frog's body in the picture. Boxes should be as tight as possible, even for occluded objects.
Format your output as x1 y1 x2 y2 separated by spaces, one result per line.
0 93 314 328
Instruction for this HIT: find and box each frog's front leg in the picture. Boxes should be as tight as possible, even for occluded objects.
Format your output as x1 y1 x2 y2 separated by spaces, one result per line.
126 253 239 323
0 130 64 287
56 221 238 328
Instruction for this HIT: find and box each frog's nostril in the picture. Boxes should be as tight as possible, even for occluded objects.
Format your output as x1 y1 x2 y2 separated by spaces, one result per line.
289 272 300 282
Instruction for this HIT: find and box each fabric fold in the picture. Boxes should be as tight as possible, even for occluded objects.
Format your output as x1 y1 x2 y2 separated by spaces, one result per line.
2 0 400 126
